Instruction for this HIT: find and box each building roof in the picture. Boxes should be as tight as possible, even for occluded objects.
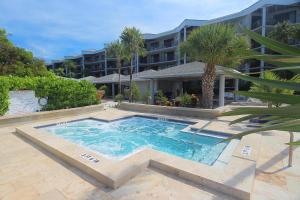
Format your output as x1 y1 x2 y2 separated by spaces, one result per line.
93 73 127 84
143 19 207 40
207 0 300 24
82 49 106 55
123 69 157 82
140 61 225 79
79 76 97 82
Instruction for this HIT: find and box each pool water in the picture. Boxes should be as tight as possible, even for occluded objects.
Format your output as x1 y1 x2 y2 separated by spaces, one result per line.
40 117 228 165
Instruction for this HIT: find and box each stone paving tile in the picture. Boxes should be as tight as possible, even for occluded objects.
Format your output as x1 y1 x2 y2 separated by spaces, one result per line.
111 168 238 200
0 108 300 200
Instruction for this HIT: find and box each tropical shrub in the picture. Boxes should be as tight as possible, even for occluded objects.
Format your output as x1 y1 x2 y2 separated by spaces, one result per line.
142 89 151 104
249 71 300 107
155 90 167 105
35 79 99 111
268 21 296 43
99 85 108 93
0 76 99 115
115 93 124 104
124 82 141 102
0 80 9 115
180 93 192 107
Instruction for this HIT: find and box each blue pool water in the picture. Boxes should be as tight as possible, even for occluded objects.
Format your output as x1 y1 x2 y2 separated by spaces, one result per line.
40 117 228 165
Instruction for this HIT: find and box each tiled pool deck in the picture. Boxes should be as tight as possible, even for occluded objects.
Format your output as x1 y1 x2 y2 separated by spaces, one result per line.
0 107 300 200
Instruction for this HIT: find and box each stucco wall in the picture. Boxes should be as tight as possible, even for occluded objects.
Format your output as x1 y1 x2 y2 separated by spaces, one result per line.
7 90 42 116
119 102 221 119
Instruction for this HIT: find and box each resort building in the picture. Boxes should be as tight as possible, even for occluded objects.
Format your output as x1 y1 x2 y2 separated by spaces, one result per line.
45 0 300 107
46 0 300 77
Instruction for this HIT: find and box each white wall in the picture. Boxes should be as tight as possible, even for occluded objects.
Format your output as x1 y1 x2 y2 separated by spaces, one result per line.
136 81 150 95
6 90 42 116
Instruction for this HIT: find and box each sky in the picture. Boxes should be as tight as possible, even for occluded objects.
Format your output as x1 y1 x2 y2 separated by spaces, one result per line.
0 0 258 61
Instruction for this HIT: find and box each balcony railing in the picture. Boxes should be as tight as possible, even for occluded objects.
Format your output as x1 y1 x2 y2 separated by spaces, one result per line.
140 59 177 65
147 43 178 52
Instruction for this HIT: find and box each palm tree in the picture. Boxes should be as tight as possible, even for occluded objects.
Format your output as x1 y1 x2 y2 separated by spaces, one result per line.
181 24 248 108
63 60 76 78
268 21 296 44
250 70 300 107
106 40 125 94
120 27 145 102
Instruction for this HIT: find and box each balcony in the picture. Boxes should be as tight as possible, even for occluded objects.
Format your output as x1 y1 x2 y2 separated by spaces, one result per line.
146 43 178 53
140 58 177 66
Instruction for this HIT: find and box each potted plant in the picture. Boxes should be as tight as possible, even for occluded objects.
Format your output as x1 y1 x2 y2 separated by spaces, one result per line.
115 93 124 106
98 85 108 99
174 96 181 107
191 94 199 107
180 93 192 107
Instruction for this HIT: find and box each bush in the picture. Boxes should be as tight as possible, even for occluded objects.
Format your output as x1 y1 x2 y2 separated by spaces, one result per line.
35 78 99 111
99 85 108 92
124 82 141 102
155 90 168 105
142 89 151 104
115 93 124 103
0 80 9 115
0 75 99 115
180 93 192 107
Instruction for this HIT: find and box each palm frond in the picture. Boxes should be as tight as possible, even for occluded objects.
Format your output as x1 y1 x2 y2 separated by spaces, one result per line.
243 28 300 55
224 69 300 91
234 91 300 105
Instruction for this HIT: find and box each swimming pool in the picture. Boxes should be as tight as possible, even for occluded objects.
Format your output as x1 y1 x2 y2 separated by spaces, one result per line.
40 116 228 165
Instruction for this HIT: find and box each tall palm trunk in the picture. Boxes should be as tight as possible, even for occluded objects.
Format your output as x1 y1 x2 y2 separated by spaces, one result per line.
129 58 133 102
202 63 216 109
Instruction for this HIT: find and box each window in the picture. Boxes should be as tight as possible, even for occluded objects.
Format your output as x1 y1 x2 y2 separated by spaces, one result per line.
151 54 160 63
164 38 174 48
150 42 159 50
273 11 296 24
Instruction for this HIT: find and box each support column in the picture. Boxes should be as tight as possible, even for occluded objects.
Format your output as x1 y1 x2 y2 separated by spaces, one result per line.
104 50 108 75
183 27 187 64
81 56 85 78
150 79 158 105
260 6 267 74
177 32 181 65
136 52 139 73
112 83 115 99
219 75 225 107
150 79 154 104
234 79 239 101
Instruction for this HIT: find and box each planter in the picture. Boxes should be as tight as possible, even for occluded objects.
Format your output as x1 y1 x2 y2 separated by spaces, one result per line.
97 90 105 100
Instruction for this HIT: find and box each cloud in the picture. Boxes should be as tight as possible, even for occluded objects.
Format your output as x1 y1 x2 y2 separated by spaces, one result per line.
0 0 259 60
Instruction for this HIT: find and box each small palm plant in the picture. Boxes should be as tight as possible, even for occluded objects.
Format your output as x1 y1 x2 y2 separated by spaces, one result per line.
106 40 126 94
249 70 300 107
120 27 145 102
222 28 300 166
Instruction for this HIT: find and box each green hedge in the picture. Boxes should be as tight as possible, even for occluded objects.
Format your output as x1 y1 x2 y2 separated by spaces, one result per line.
0 80 9 115
35 78 99 110
0 76 99 115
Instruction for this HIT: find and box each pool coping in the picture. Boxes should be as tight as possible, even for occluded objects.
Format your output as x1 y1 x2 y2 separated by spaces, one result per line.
15 113 261 200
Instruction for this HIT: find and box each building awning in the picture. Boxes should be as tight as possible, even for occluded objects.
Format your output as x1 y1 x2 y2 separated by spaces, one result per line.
93 73 127 84
122 69 157 82
139 61 226 79
79 76 97 82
